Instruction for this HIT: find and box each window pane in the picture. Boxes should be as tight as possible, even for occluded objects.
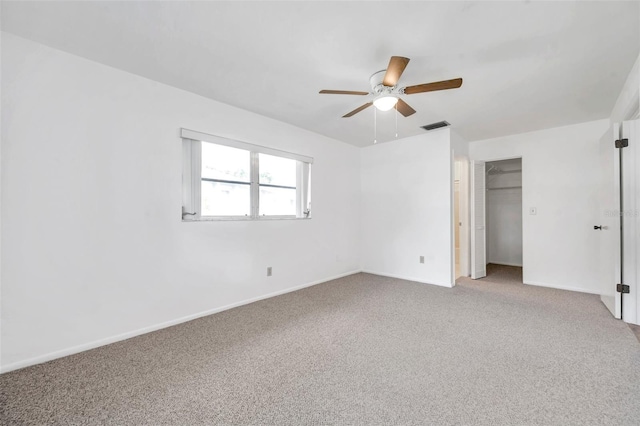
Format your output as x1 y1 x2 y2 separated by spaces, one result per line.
202 181 250 216
259 154 296 187
202 142 250 182
259 186 296 216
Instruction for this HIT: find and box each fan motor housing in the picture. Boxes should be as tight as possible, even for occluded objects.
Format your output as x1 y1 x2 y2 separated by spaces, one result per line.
369 70 398 95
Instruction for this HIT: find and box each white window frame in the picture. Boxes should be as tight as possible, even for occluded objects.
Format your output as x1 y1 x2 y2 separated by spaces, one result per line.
181 129 312 221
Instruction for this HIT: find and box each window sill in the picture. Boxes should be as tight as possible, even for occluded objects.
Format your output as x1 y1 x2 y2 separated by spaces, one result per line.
182 216 311 222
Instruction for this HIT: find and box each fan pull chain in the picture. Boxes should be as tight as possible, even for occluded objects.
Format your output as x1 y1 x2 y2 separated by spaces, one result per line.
374 107 377 144
395 104 398 138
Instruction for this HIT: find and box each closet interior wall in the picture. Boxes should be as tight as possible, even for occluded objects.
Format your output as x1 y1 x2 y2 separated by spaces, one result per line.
486 158 523 267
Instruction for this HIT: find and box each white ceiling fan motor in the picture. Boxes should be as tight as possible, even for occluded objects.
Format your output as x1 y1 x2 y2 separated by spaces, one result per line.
369 70 400 95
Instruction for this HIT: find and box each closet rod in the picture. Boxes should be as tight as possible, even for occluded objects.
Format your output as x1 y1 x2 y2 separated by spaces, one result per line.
487 170 522 175
487 186 522 190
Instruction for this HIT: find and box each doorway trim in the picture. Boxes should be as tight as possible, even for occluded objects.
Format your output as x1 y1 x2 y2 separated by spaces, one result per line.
469 155 524 281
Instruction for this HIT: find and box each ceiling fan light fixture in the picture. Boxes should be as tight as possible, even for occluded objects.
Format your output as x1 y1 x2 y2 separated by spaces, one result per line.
373 95 398 111
320 55 462 119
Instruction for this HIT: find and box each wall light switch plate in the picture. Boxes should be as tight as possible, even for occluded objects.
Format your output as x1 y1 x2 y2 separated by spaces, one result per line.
419 256 425 264
267 267 272 276
529 207 537 215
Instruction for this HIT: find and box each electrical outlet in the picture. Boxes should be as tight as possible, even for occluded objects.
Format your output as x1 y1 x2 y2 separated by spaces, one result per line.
419 256 425 264
267 267 272 276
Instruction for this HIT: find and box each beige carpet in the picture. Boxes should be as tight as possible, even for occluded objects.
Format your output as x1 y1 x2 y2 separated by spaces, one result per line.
629 323 640 343
2 272 640 425
483 262 524 284
480 264 640 343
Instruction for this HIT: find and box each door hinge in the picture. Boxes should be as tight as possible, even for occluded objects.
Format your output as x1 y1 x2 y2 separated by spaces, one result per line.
615 138 628 148
617 284 630 294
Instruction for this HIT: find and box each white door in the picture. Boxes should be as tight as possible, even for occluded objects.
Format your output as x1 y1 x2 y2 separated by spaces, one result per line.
459 160 471 277
470 160 486 279
621 119 638 324
597 125 621 318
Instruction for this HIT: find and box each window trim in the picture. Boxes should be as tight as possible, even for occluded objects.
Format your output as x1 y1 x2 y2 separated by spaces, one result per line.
181 129 312 222
181 128 313 164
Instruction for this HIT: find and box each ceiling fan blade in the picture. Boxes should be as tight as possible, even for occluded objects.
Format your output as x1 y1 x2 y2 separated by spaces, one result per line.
395 99 416 117
319 90 369 95
343 102 373 118
383 56 410 87
403 78 463 95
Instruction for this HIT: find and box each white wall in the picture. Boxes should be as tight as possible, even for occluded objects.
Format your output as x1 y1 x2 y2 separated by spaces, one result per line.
470 119 610 294
0 34 361 371
610 53 639 123
486 163 523 266
451 130 469 159
360 130 453 287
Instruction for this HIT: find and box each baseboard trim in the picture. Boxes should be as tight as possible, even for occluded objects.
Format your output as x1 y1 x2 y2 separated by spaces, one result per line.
362 270 453 288
523 280 599 295
0 269 362 374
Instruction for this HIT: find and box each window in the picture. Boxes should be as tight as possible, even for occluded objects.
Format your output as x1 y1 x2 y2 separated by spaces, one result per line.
181 129 312 221
259 154 297 216
201 143 251 217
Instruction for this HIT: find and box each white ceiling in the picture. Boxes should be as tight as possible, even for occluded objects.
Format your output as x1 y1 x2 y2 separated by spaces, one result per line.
2 1 638 147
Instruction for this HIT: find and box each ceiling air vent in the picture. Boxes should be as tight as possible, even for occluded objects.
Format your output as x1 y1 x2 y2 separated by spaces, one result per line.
421 121 450 131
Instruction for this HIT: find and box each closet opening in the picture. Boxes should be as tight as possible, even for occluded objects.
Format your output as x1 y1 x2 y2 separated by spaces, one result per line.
485 158 523 281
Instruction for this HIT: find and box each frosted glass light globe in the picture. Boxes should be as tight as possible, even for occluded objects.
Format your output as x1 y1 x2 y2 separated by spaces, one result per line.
373 96 398 111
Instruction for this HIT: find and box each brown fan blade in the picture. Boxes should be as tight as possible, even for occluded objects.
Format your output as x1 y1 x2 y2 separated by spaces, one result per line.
404 78 463 95
395 99 416 117
343 102 373 118
319 90 369 95
383 56 410 87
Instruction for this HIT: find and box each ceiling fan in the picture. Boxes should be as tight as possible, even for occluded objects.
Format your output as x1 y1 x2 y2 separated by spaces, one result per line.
319 56 463 118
